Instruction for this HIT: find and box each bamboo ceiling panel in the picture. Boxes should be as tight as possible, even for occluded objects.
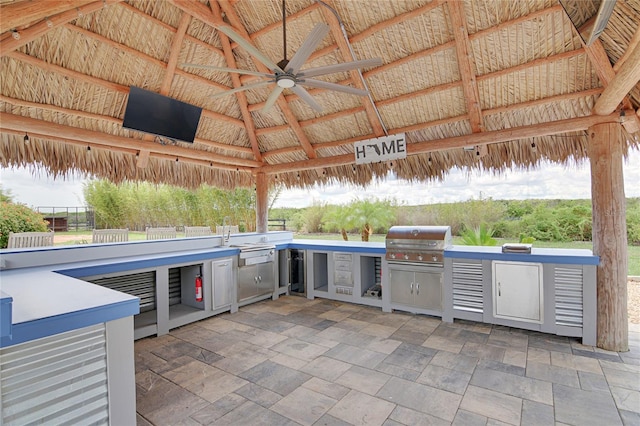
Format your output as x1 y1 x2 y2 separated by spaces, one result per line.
0 0 638 190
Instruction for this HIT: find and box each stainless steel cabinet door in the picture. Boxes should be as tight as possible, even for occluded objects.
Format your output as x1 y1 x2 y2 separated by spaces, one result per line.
212 259 232 308
256 263 275 296
389 268 414 306
238 265 258 301
414 271 443 311
493 261 543 323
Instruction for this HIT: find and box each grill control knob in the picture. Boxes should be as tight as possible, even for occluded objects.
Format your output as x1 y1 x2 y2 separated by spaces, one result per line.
417 255 423 261
432 255 438 261
390 253 396 259
403 254 409 260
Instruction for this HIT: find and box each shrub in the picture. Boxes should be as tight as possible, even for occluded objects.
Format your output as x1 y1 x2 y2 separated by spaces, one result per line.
0 202 49 248
460 223 498 246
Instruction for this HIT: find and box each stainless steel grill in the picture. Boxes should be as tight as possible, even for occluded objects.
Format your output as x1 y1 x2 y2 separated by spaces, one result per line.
385 226 452 265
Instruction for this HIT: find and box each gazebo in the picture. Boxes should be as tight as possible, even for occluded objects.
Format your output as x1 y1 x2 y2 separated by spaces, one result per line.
1 0 638 351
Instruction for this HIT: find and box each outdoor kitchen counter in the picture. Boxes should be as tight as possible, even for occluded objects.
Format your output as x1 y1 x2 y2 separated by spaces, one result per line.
443 244 598 346
444 245 599 265
282 239 385 254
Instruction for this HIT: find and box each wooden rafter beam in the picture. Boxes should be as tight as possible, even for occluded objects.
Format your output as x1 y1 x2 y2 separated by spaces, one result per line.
161 13 191 95
208 1 263 163
216 0 317 160
594 39 640 116
0 95 253 155
0 0 96 34
447 0 482 133
0 112 261 170
259 111 630 174
574 13 639 130
319 0 384 137
0 0 123 56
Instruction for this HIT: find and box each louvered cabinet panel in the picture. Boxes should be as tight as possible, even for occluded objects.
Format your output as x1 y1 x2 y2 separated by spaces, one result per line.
1 324 109 425
452 261 484 312
554 267 584 327
88 271 156 312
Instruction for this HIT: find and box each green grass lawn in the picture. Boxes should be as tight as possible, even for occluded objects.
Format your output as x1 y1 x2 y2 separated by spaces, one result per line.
52 231 640 276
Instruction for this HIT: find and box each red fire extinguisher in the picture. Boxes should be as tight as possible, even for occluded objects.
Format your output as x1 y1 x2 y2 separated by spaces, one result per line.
195 274 203 302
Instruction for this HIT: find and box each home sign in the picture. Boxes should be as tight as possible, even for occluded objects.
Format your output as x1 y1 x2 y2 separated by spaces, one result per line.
354 133 407 165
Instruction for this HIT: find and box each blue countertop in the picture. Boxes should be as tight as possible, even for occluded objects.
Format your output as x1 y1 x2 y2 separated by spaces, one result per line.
283 239 386 254
0 269 139 348
445 245 599 265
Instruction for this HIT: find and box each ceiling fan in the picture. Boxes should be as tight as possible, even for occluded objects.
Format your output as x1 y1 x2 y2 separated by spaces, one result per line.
183 1 382 113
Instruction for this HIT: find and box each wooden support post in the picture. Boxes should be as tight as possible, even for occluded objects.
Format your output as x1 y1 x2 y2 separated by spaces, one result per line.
255 172 268 234
588 122 628 351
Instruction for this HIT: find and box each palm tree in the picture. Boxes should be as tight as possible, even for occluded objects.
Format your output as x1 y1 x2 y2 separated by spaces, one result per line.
351 199 395 242
322 204 356 241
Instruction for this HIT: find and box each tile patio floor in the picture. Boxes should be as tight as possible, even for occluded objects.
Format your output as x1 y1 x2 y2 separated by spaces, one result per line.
135 296 640 426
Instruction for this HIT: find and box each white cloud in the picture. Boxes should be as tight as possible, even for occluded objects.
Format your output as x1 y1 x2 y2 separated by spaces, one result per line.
0 167 87 207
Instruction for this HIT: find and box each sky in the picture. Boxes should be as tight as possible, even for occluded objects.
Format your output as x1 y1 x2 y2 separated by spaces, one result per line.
1 150 639 209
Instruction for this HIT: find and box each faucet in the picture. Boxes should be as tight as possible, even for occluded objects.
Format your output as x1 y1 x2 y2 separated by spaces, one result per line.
222 216 231 245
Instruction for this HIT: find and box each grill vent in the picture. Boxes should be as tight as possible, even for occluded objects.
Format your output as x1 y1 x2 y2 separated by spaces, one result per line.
88 271 156 312
452 261 484 312
554 267 583 327
1 325 109 425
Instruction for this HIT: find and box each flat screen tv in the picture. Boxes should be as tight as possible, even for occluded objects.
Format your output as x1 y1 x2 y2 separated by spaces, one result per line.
122 86 202 143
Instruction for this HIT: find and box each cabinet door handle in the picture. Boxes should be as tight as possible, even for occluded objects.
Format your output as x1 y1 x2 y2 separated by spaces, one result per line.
254 276 258 283
498 282 501 297
410 282 414 294
258 275 262 282
416 282 420 295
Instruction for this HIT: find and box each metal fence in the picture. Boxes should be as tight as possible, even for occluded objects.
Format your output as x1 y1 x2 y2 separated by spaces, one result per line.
36 207 94 231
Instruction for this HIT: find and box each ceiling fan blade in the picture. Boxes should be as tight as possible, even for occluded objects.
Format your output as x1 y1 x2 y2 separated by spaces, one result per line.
217 25 283 73
298 79 369 96
181 64 273 78
262 86 285 113
298 58 382 78
285 23 330 74
210 80 273 99
291 85 323 112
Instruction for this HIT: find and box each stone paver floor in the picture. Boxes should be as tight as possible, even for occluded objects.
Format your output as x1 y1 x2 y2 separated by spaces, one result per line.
135 296 640 425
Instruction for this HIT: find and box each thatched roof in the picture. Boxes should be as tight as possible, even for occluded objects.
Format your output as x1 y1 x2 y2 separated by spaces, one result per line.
1 0 639 190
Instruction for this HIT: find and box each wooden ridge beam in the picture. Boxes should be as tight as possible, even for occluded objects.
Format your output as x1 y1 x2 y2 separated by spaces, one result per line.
0 112 260 169
258 111 628 175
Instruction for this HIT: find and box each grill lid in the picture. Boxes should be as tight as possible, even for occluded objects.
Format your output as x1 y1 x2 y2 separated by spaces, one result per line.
385 226 452 263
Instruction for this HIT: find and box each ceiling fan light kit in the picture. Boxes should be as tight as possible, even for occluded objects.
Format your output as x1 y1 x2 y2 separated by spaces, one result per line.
182 2 381 113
